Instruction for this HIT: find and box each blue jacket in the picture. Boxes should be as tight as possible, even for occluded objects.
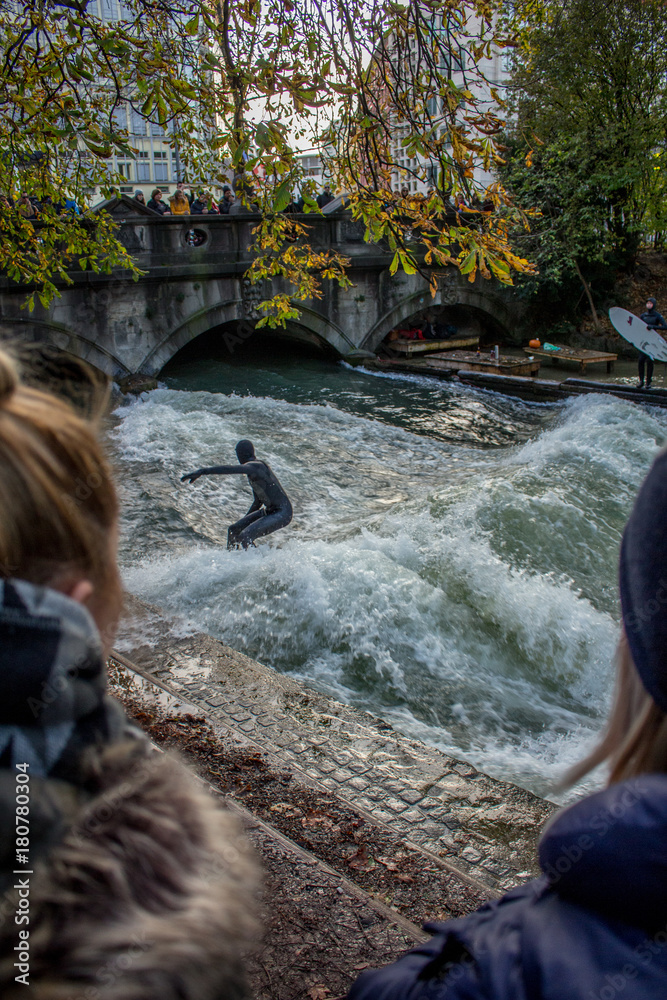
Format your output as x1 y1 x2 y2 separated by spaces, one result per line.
348 776 667 1000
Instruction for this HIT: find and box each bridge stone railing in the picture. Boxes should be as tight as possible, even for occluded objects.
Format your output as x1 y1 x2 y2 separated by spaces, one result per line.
0 204 528 376
111 210 381 273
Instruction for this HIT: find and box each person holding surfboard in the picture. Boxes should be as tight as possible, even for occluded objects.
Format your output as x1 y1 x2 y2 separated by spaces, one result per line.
637 297 667 388
609 303 667 381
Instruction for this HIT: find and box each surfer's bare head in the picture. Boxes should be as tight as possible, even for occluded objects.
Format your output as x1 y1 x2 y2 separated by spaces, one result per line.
236 439 256 463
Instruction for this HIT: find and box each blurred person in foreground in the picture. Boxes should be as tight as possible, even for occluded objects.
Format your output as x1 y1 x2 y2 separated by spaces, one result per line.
0 348 259 1000
348 450 667 1000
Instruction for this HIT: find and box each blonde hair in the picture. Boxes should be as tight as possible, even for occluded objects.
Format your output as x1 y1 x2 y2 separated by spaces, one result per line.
0 348 118 588
566 632 667 787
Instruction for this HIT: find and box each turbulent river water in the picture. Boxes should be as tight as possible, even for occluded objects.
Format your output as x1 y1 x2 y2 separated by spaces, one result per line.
111 337 667 801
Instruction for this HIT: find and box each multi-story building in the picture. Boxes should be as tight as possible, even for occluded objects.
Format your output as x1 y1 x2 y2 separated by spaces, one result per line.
379 10 510 196
295 151 334 198
109 108 180 199
90 0 187 203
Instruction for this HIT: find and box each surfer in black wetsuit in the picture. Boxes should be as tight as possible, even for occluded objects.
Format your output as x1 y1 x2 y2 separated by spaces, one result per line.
638 297 667 388
181 439 292 549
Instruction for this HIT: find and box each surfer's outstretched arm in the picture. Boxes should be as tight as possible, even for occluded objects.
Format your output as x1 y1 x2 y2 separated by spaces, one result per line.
181 464 249 484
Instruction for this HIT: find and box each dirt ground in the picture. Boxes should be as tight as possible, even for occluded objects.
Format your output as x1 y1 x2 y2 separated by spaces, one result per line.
578 251 667 346
111 678 493 1000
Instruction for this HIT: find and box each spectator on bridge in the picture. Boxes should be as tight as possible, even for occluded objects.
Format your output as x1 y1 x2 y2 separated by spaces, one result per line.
63 197 80 215
347 447 667 1000
147 188 169 214
219 188 235 214
175 179 193 205
283 190 303 213
317 184 334 209
0 346 260 999
205 191 219 214
230 174 259 213
170 189 191 215
133 189 146 206
190 191 208 214
18 193 37 218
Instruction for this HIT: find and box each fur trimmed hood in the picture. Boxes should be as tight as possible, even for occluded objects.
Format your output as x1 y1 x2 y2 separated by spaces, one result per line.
0 741 260 1000
0 580 260 999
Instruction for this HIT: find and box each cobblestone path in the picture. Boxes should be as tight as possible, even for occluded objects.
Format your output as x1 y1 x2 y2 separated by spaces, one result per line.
115 598 553 896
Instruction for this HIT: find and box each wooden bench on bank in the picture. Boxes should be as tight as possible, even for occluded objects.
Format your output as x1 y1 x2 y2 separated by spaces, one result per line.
522 345 617 373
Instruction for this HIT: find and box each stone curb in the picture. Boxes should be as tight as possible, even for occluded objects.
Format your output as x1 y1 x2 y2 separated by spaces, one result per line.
116 596 554 893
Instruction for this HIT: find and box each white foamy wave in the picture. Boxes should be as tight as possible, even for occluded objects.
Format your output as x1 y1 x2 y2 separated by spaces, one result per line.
122 514 616 800
509 392 667 485
112 381 667 799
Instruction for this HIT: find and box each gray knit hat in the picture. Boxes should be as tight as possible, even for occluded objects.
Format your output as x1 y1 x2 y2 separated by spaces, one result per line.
619 449 667 711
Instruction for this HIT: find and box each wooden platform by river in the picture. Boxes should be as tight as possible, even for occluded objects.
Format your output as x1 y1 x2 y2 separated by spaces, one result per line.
521 345 618 373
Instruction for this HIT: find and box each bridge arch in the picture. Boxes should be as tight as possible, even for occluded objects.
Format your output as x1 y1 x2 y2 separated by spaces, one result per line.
140 300 245 374
362 281 519 354
279 305 358 358
141 299 357 374
0 316 129 376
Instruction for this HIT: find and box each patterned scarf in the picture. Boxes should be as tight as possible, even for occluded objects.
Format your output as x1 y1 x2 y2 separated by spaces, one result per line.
0 579 133 887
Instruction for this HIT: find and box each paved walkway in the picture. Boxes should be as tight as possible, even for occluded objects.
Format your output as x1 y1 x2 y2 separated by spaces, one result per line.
115 596 554 894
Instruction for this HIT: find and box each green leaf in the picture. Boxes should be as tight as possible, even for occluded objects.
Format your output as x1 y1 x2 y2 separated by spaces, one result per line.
141 93 156 116
399 253 417 275
273 180 292 213
459 250 477 275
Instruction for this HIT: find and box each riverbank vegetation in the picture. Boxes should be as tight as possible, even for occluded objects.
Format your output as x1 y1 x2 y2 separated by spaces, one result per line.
500 0 667 337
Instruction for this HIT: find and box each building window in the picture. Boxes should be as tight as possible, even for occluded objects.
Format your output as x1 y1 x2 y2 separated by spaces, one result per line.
154 151 169 182
136 151 150 181
116 159 133 180
130 109 146 136
100 0 118 21
112 106 127 132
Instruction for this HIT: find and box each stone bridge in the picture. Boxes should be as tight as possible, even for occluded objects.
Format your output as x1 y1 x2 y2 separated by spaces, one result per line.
0 195 529 377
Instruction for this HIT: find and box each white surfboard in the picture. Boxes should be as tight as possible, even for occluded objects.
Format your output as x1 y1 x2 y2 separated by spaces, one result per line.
609 306 667 362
